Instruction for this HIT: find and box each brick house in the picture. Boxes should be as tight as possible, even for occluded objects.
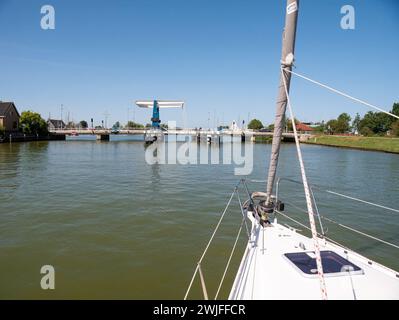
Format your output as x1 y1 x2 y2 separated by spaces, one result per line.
0 102 20 133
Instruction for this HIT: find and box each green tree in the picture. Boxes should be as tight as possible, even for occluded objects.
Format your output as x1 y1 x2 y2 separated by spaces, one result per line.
391 102 399 117
336 113 351 133
359 111 391 136
326 119 338 134
391 121 399 137
352 113 361 133
0 124 5 137
20 111 48 135
248 119 263 130
112 121 121 130
313 121 325 133
286 118 299 132
66 121 76 129
79 120 88 129
126 121 144 129
326 113 351 134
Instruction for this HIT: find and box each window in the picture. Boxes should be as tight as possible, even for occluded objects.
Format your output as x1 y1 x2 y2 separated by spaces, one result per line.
284 251 363 277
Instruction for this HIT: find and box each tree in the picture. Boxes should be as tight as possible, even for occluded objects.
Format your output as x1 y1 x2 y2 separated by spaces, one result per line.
391 102 399 117
20 111 48 135
359 111 391 136
391 121 399 137
112 121 121 130
285 118 299 132
352 113 361 134
336 113 351 133
267 123 274 131
125 121 144 129
79 120 88 129
312 125 325 133
326 119 338 134
0 124 5 137
66 121 76 129
248 119 263 130
326 113 351 134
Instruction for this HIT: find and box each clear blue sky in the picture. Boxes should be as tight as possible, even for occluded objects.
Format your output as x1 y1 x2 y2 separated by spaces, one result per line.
0 0 398 128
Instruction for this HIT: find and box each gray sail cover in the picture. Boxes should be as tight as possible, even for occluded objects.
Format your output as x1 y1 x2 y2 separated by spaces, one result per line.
266 0 299 201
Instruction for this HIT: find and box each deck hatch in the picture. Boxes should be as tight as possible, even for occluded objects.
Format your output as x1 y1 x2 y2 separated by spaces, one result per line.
284 251 363 277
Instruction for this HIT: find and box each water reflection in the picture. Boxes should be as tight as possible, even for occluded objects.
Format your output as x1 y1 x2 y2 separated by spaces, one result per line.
0 140 398 298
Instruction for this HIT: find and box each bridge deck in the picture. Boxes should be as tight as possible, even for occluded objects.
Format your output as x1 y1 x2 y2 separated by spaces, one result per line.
50 129 305 139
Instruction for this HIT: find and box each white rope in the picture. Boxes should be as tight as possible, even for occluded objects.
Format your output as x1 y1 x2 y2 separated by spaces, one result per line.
281 67 328 300
214 218 244 300
286 69 399 120
184 187 237 300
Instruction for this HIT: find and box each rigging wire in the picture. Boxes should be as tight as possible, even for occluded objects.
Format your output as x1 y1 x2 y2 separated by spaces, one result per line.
214 218 245 300
249 177 399 215
286 69 399 120
184 185 238 300
282 198 399 250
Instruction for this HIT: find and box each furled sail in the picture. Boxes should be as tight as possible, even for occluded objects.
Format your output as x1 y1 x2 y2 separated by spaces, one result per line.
266 0 299 202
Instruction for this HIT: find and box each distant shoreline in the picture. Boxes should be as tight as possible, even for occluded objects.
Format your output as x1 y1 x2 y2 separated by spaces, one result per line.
303 135 399 154
0 134 65 143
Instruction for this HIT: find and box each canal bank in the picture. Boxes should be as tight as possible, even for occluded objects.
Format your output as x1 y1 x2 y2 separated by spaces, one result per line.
303 135 399 154
0 133 66 143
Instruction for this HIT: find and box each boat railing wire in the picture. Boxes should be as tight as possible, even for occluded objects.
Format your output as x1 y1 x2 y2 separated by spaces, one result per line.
251 177 399 251
184 177 399 300
184 179 252 300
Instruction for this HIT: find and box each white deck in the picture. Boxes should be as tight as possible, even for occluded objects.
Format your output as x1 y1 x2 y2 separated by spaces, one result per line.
229 212 399 300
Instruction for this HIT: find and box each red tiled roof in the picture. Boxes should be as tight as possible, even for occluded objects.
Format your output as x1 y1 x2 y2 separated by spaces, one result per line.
295 122 313 131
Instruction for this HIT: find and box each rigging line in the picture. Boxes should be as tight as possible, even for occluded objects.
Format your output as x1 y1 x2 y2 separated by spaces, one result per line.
286 69 399 120
320 215 399 250
275 209 399 277
275 209 323 238
184 185 238 300
214 218 245 300
275 209 350 251
283 199 399 250
325 190 399 214
277 177 399 214
281 67 328 300
236 190 251 239
310 186 325 236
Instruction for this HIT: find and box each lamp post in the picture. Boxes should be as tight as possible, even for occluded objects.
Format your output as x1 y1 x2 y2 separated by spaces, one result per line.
60 104 64 129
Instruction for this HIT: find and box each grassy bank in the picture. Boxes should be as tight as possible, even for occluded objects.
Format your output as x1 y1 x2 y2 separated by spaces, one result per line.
305 135 399 153
254 136 273 143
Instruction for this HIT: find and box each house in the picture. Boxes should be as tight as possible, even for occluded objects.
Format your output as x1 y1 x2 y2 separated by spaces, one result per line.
295 122 314 134
47 119 66 131
0 102 20 133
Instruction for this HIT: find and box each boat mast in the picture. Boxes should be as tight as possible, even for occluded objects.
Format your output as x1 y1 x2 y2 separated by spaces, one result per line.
266 0 299 202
